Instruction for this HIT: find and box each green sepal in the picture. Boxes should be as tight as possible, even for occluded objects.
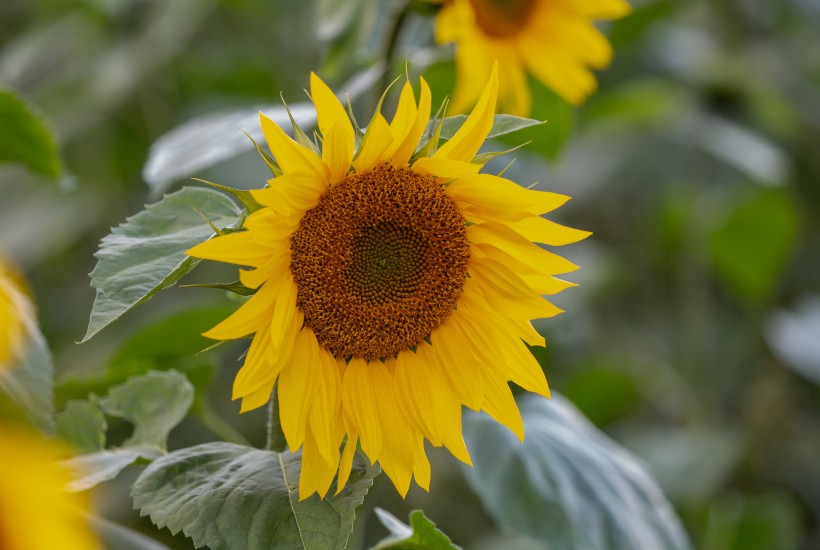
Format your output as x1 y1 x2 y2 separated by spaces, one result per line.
241 129 283 177
191 177 263 213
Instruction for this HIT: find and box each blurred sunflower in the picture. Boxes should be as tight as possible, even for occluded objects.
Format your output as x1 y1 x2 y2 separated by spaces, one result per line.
0 425 100 549
188 65 588 499
0 258 32 371
434 0 631 115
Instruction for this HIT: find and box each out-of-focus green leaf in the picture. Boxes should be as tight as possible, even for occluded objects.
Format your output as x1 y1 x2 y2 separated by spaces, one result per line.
582 80 686 127
90 516 174 550
142 67 382 194
373 508 462 550
56 399 107 453
0 88 61 179
709 188 799 306
132 442 379 550
764 296 820 384
702 492 803 550
99 370 194 449
620 429 742 505
609 1 672 49
82 187 241 342
562 367 640 425
462 394 691 550
0 294 54 432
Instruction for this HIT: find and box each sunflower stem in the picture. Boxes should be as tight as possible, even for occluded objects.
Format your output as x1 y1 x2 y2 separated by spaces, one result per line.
266 385 287 452
377 0 413 102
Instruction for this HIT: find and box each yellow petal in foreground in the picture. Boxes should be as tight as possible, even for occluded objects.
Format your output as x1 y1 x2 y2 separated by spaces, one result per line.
187 70 588 499
0 425 101 550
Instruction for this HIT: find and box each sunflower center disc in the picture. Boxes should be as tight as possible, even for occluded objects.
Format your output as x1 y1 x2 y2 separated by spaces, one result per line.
290 165 470 360
468 0 536 38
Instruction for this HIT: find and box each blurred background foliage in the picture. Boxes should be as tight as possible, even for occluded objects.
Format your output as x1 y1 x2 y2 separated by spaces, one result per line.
1 0 819 548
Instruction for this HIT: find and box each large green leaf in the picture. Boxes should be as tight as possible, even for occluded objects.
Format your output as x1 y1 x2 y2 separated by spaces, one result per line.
82 186 241 342
132 442 379 550
61 370 194 492
0 88 61 179
462 394 691 550
373 509 462 550
0 298 54 432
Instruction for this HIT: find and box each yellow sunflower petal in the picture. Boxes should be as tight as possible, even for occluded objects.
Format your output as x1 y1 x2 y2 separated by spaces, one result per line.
390 77 432 166
335 434 359 495
203 280 279 340
187 231 273 267
468 222 580 275
260 112 330 181
412 436 432 491
352 113 393 174
310 72 355 145
411 157 482 181
480 371 525 441
448 173 570 217
298 427 339 500
322 121 354 184
279 329 321 452
341 358 383 460
434 62 498 162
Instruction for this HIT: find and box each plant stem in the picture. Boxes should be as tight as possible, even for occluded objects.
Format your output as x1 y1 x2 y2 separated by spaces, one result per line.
266 384 287 452
378 0 413 97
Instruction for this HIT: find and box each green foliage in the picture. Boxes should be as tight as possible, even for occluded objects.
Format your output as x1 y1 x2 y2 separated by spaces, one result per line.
373 509 462 550
561 366 640 426
0 88 61 180
82 187 242 342
462 395 691 550
132 442 380 550
56 399 107 453
60 370 194 492
0 318 54 432
98 369 194 449
709 188 800 306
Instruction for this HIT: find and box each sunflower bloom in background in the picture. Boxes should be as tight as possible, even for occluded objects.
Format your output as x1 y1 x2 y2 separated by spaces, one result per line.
435 0 631 115
0 425 101 549
188 65 589 498
0 258 32 371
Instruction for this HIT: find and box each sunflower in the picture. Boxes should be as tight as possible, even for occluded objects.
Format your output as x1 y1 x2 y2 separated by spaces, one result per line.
435 0 631 115
0 425 101 550
0 258 31 372
188 65 589 499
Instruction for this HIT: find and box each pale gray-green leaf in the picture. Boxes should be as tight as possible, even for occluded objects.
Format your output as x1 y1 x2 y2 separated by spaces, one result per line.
462 394 691 550
438 115 544 142
373 508 462 550
0 311 54 432
82 186 241 342
132 442 379 550
63 447 161 492
0 88 61 179
765 296 820 385
90 516 174 550
56 399 107 453
100 370 194 449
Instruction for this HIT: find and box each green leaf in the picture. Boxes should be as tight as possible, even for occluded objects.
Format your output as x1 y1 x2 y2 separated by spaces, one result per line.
462 394 691 550
56 399 107 453
765 296 820 385
89 516 174 550
373 509 462 550
99 370 194 449
0 300 54 432
63 447 162 493
709 188 799 306
0 88 61 179
60 370 194 492
132 442 379 550
438 115 544 143
82 186 241 342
